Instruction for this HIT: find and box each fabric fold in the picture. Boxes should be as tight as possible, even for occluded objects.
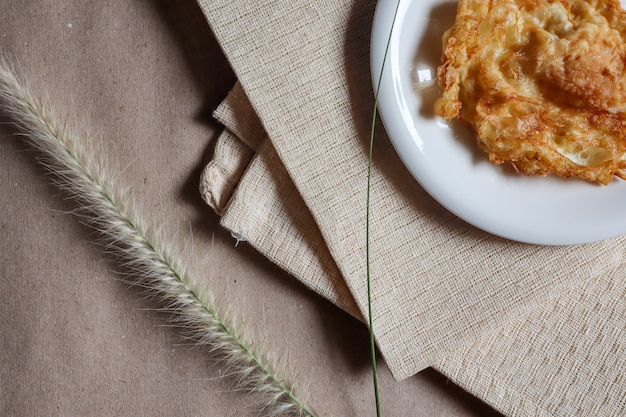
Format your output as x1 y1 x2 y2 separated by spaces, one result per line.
200 83 626 416
199 0 625 380
220 139 361 317
200 128 255 215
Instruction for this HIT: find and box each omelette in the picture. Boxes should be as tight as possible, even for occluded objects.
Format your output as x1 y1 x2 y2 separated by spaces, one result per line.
435 0 626 184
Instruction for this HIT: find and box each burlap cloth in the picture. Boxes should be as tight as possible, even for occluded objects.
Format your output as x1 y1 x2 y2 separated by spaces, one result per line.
198 1 626 416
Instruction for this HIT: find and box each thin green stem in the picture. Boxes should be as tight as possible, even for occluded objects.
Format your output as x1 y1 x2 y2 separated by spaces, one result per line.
367 1 401 416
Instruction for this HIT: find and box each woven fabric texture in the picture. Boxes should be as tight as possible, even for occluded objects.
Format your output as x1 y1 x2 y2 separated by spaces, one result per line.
197 0 626 380
200 129 255 215
201 85 626 416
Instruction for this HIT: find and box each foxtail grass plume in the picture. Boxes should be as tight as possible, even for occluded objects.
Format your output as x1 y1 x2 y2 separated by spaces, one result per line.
0 57 315 417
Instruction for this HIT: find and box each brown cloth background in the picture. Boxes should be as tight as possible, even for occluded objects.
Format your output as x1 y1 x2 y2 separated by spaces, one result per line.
1 1 502 416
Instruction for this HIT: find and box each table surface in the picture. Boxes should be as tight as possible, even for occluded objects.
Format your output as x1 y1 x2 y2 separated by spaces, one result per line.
0 1 503 416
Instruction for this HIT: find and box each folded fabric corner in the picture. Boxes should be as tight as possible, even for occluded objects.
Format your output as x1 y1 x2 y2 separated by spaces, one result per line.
199 82 626 416
199 129 255 215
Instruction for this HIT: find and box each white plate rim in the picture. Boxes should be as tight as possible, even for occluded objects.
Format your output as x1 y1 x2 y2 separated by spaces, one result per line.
370 0 626 245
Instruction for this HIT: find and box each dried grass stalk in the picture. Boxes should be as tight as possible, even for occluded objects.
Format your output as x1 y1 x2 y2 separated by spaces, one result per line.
0 58 315 417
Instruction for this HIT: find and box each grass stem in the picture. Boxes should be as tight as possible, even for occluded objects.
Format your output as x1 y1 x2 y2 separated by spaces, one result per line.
367 2 401 416
0 58 315 417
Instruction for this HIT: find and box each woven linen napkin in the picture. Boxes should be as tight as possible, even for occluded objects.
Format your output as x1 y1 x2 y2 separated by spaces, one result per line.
201 84 626 416
197 0 626 381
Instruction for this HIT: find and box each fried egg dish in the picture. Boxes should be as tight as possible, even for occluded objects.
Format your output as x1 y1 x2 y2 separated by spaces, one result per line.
435 0 626 184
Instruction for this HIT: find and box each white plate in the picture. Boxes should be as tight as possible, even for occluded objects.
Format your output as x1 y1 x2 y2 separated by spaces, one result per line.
371 0 626 245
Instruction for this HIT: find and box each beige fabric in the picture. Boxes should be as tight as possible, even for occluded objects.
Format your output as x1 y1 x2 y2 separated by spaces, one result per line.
221 136 361 317
440 270 626 417
197 0 626 381
200 129 255 215
199 83 265 215
212 82 265 151
202 86 626 416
